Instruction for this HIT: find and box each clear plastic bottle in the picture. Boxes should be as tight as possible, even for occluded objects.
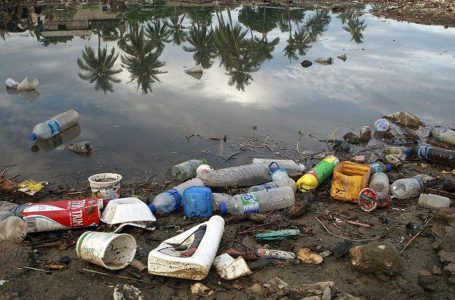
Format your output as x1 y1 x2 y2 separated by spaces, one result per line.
418 193 450 209
431 128 455 147
248 169 296 192
171 159 206 182
369 172 390 194
252 158 306 172
369 162 392 174
0 216 27 243
391 177 424 199
197 164 271 188
218 186 295 215
212 193 235 211
29 110 80 141
149 178 204 215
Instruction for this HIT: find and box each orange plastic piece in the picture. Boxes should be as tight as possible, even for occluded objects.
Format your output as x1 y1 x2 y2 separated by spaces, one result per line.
330 161 371 203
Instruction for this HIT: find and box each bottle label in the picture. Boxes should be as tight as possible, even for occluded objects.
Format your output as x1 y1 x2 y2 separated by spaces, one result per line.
47 119 61 135
166 189 182 210
240 193 259 214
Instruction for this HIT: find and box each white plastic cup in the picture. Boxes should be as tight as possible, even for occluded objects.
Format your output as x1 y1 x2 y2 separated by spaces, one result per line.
76 231 136 270
88 173 122 200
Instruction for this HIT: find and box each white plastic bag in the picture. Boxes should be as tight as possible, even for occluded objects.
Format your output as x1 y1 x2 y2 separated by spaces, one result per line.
17 76 39 91
5 78 19 88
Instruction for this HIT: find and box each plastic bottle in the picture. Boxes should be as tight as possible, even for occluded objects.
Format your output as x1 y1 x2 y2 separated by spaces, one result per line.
418 193 450 209
391 177 424 199
0 216 27 242
296 156 339 191
218 186 295 215
369 162 393 174
248 168 296 192
197 164 271 188
431 128 455 147
29 110 80 141
171 159 207 182
149 178 204 215
212 193 233 211
252 158 306 172
369 172 390 194
408 145 455 166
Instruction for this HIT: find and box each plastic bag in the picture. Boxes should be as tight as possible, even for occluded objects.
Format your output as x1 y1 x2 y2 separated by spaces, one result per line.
17 76 39 91
5 78 19 88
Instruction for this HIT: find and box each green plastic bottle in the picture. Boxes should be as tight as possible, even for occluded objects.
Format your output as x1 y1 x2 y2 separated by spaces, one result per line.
296 156 339 191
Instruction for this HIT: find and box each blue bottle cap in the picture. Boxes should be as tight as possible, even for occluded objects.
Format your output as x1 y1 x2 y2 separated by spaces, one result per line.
148 204 157 215
219 202 228 215
404 147 414 155
29 132 37 141
385 164 393 172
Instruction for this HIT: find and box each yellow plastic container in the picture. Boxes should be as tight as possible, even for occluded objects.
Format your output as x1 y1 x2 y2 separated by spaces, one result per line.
330 161 371 203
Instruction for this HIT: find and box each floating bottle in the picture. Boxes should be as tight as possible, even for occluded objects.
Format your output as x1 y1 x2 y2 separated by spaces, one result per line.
29 110 80 141
248 168 296 192
218 186 295 215
391 177 424 199
171 159 207 182
252 158 306 172
149 178 204 215
296 156 339 191
197 164 270 188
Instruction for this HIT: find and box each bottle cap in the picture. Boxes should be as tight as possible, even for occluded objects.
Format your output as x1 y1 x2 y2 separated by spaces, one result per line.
403 147 414 155
219 202 228 215
148 204 157 215
385 164 393 172
29 132 37 141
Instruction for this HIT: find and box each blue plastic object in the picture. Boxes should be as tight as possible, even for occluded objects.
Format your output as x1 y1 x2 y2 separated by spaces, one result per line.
183 187 213 218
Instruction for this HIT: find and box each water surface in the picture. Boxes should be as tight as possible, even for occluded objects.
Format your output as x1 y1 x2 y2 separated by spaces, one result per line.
1 3 454 183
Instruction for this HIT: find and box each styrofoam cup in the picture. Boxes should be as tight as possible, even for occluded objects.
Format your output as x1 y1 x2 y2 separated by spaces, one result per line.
76 231 136 270
88 173 122 200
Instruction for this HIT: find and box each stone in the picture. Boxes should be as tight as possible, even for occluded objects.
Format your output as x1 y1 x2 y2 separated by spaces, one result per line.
191 283 214 297
248 283 265 296
417 269 438 291
113 284 144 300
301 60 312 68
349 243 402 276
333 241 353 259
297 248 323 264
337 54 347 61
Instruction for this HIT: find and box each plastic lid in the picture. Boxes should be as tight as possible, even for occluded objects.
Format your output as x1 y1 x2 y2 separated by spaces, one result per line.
404 147 414 155
219 202 228 215
29 132 37 141
148 204 157 215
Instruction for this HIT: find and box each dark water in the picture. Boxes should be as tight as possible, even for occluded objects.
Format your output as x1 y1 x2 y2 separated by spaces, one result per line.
1 3 454 184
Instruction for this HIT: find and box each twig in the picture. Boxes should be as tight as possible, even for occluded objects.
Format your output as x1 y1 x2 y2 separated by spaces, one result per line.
315 217 380 243
347 220 371 228
237 222 275 235
224 151 241 161
18 266 49 272
81 268 152 283
400 217 433 254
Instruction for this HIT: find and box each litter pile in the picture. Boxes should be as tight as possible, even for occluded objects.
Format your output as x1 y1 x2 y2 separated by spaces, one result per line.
1 109 455 299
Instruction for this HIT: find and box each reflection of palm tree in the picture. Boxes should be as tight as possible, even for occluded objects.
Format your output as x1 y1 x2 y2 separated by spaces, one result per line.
183 24 216 68
77 46 122 93
120 27 165 94
214 9 263 91
250 36 279 62
339 10 367 43
146 19 172 51
165 15 187 45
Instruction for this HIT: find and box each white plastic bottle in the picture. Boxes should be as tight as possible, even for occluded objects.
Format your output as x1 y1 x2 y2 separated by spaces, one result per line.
391 177 424 199
171 159 206 182
197 164 270 188
149 178 204 215
418 194 450 209
248 169 296 192
29 110 80 141
252 158 306 172
219 186 295 215
369 172 390 194
0 216 27 243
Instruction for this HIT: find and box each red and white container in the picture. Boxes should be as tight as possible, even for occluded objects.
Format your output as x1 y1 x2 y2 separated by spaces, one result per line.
21 199 101 233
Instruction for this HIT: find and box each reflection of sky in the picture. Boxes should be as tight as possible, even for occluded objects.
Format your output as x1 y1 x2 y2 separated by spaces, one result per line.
0 7 454 183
